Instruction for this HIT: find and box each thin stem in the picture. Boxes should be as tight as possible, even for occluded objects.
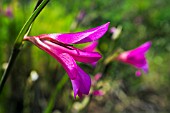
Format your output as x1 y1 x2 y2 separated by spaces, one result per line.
14 0 50 49
0 48 20 93
43 74 69 113
34 0 44 11
0 0 50 94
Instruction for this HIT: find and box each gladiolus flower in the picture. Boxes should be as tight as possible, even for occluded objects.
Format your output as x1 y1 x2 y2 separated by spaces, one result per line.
24 22 110 98
116 41 151 76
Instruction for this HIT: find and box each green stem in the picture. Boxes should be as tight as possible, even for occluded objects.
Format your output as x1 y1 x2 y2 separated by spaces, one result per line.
0 48 20 93
14 0 50 49
0 0 50 94
43 74 69 113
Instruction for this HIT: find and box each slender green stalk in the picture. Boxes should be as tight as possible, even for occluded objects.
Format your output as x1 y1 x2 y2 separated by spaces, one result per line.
0 0 50 93
43 74 69 113
14 0 50 49
0 48 20 93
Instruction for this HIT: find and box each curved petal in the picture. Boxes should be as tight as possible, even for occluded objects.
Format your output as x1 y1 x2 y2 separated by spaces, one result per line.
130 41 152 55
82 41 98 52
126 53 147 68
25 37 91 97
82 41 99 66
141 62 149 73
24 37 78 79
71 66 91 99
35 22 110 44
24 36 102 65
44 40 102 64
126 41 151 68
117 41 151 74
58 53 78 79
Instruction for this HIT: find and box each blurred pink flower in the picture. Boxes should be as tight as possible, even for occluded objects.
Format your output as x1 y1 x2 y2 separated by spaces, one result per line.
92 73 102 85
94 73 102 81
76 10 86 22
5 7 13 18
110 27 116 33
91 73 104 96
0 6 13 18
92 90 104 96
116 41 151 76
24 22 110 98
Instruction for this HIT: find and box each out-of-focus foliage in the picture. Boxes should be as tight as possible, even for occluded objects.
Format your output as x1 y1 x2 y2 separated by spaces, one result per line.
0 0 170 113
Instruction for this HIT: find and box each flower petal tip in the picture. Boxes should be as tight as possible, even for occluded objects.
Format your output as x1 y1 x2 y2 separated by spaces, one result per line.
141 41 152 52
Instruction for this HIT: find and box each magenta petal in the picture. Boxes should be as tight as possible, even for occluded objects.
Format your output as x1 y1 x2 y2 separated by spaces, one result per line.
82 41 99 66
90 61 98 67
70 48 102 64
43 40 102 64
25 36 102 65
126 53 147 68
141 63 149 73
130 41 152 56
117 41 151 75
71 66 91 99
58 53 78 79
53 22 110 44
126 41 151 68
24 38 78 79
83 41 98 52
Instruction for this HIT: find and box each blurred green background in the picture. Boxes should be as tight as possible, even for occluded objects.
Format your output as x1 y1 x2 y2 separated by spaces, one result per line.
0 0 170 113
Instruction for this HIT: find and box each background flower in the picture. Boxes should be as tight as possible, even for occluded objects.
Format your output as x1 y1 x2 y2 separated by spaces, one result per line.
116 41 152 76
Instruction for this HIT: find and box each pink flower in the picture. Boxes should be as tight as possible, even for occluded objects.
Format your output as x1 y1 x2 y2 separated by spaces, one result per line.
5 7 13 18
0 6 13 18
91 73 104 96
92 73 102 85
24 22 110 98
92 90 104 96
76 10 86 22
116 41 151 76
93 73 102 81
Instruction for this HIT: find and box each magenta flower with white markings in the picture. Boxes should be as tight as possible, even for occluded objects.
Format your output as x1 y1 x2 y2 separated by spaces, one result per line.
116 41 151 76
24 22 110 98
